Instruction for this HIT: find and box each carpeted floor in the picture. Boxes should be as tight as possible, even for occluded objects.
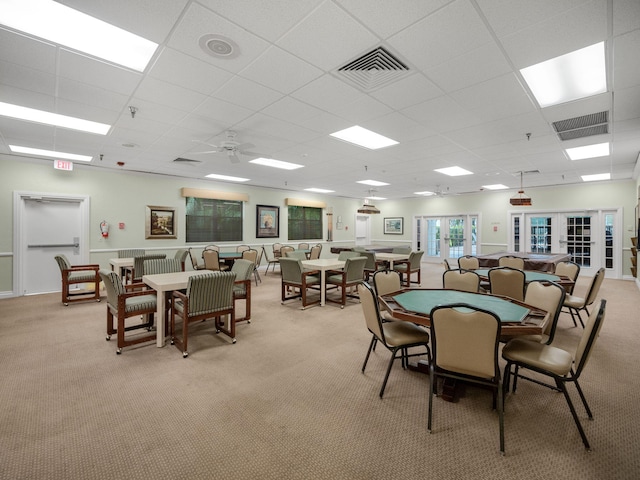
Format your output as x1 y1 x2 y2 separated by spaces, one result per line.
1 263 639 479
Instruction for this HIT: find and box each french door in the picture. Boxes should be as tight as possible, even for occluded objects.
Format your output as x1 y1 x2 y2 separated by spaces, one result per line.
415 214 479 263
510 209 621 277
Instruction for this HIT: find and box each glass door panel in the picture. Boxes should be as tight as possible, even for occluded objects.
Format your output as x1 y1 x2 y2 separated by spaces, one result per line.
529 216 552 253
424 218 441 257
445 217 465 259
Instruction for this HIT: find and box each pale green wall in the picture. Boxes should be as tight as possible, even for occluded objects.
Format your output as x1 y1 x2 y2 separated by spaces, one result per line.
1 153 638 293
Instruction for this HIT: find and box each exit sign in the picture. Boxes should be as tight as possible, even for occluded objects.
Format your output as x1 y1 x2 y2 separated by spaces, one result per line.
54 159 73 171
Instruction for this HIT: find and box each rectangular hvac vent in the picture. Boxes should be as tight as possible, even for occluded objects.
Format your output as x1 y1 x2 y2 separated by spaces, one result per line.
336 46 411 92
552 111 609 141
173 157 202 164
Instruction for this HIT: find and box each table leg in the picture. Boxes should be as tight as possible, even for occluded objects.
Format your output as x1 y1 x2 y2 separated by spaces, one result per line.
320 270 326 306
156 290 166 347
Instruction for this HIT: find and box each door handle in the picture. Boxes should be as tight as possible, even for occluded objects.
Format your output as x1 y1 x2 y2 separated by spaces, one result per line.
28 243 78 248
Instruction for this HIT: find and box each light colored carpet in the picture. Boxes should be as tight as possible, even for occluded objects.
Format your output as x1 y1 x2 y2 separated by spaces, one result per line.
1 263 639 479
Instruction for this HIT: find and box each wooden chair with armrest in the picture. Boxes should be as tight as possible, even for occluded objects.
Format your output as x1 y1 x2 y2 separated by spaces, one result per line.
98 269 157 354
393 250 424 287
54 254 101 306
279 258 321 309
232 259 254 324
325 256 367 308
170 271 237 357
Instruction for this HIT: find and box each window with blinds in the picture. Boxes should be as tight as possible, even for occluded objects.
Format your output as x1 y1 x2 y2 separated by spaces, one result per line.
185 197 243 242
288 206 322 241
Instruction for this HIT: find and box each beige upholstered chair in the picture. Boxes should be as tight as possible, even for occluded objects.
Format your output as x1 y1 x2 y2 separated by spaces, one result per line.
54 254 101 306
309 244 322 260
173 249 189 271
125 253 166 284
170 271 236 357
272 243 283 258
188 248 206 270
279 258 321 309
98 269 157 354
118 249 144 258
262 245 280 275
360 282 430 398
203 249 229 271
326 256 367 308
502 300 606 451
458 255 480 270
428 304 504 454
554 260 580 294
231 259 254 324
236 245 250 253
203 245 220 252
371 269 402 323
488 266 525 301
442 268 480 293
519 280 566 344
443 258 451 271
393 250 424 287
563 267 605 328
498 255 525 269
280 245 294 260
298 242 310 250
241 248 260 285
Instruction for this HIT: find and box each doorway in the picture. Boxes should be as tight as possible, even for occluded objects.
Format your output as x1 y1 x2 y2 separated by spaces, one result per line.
355 214 371 246
14 192 91 296
415 214 479 263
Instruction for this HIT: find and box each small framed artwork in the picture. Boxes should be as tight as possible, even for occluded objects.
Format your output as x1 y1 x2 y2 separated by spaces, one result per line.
145 205 177 239
384 217 404 235
256 205 279 238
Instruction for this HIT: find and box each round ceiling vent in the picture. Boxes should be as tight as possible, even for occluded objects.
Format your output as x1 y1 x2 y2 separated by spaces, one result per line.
199 34 239 60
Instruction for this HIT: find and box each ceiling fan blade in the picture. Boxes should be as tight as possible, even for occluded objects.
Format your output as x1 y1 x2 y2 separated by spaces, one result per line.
234 142 255 151
229 152 240 164
192 149 221 155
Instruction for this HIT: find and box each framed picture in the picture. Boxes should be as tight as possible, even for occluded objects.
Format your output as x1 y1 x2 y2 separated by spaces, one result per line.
256 205 279 238
384 217 404 235
145 205 177 239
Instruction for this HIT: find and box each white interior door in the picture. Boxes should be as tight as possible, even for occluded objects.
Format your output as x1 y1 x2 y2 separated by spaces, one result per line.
15 193 90 295
355 215 370 246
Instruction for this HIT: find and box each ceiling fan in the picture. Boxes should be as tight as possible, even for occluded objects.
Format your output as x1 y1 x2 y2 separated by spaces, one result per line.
192 130 262 164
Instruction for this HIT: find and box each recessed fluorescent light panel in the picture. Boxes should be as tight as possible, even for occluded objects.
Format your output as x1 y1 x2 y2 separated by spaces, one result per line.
366 196 386 200
249 158 303 170
357 180 389 187
414 191 435 196
520 42 606 108
205 173 249 182
9 145 92 161
434 166 473 176
304 188 334 193
330 126 398 150
0 0 158 72
0 102 110 134
565 142 610 160
482 184 508 190
581 173 610 182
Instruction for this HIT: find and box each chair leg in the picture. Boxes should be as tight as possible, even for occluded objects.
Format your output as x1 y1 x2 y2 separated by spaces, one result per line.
362 335 376 373
497 381 505 455
556 378 591 450
427 365 435 432
572 377 594 419
380 348 399 398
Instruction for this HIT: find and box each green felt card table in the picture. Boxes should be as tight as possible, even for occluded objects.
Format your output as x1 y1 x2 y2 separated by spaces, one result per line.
379 288 549 337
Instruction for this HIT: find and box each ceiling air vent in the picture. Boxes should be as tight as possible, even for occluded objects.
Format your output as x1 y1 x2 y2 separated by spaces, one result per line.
336 46 411 92
552 111 609 141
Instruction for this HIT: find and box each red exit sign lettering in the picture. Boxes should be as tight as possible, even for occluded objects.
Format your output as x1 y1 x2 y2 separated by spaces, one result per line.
54 160 73 171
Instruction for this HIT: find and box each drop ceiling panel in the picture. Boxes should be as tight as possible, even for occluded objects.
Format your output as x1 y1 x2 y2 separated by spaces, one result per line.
148 48 234 96
0 61 56 97
276 1 380 71
291 74 362 113
0 27 57 73
211 76 283 112
388 1 494 71
499 0 607 69
167 3 270 74
239 46 323 95
370 73 443 110
133 76 207 112
612 29 640 91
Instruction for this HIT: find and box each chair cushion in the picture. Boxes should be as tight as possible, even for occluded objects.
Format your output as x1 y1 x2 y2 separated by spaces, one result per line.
68 270 98 282
564 294 585 308
502 338 573 376
124 294 157 313
382 321 430 348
